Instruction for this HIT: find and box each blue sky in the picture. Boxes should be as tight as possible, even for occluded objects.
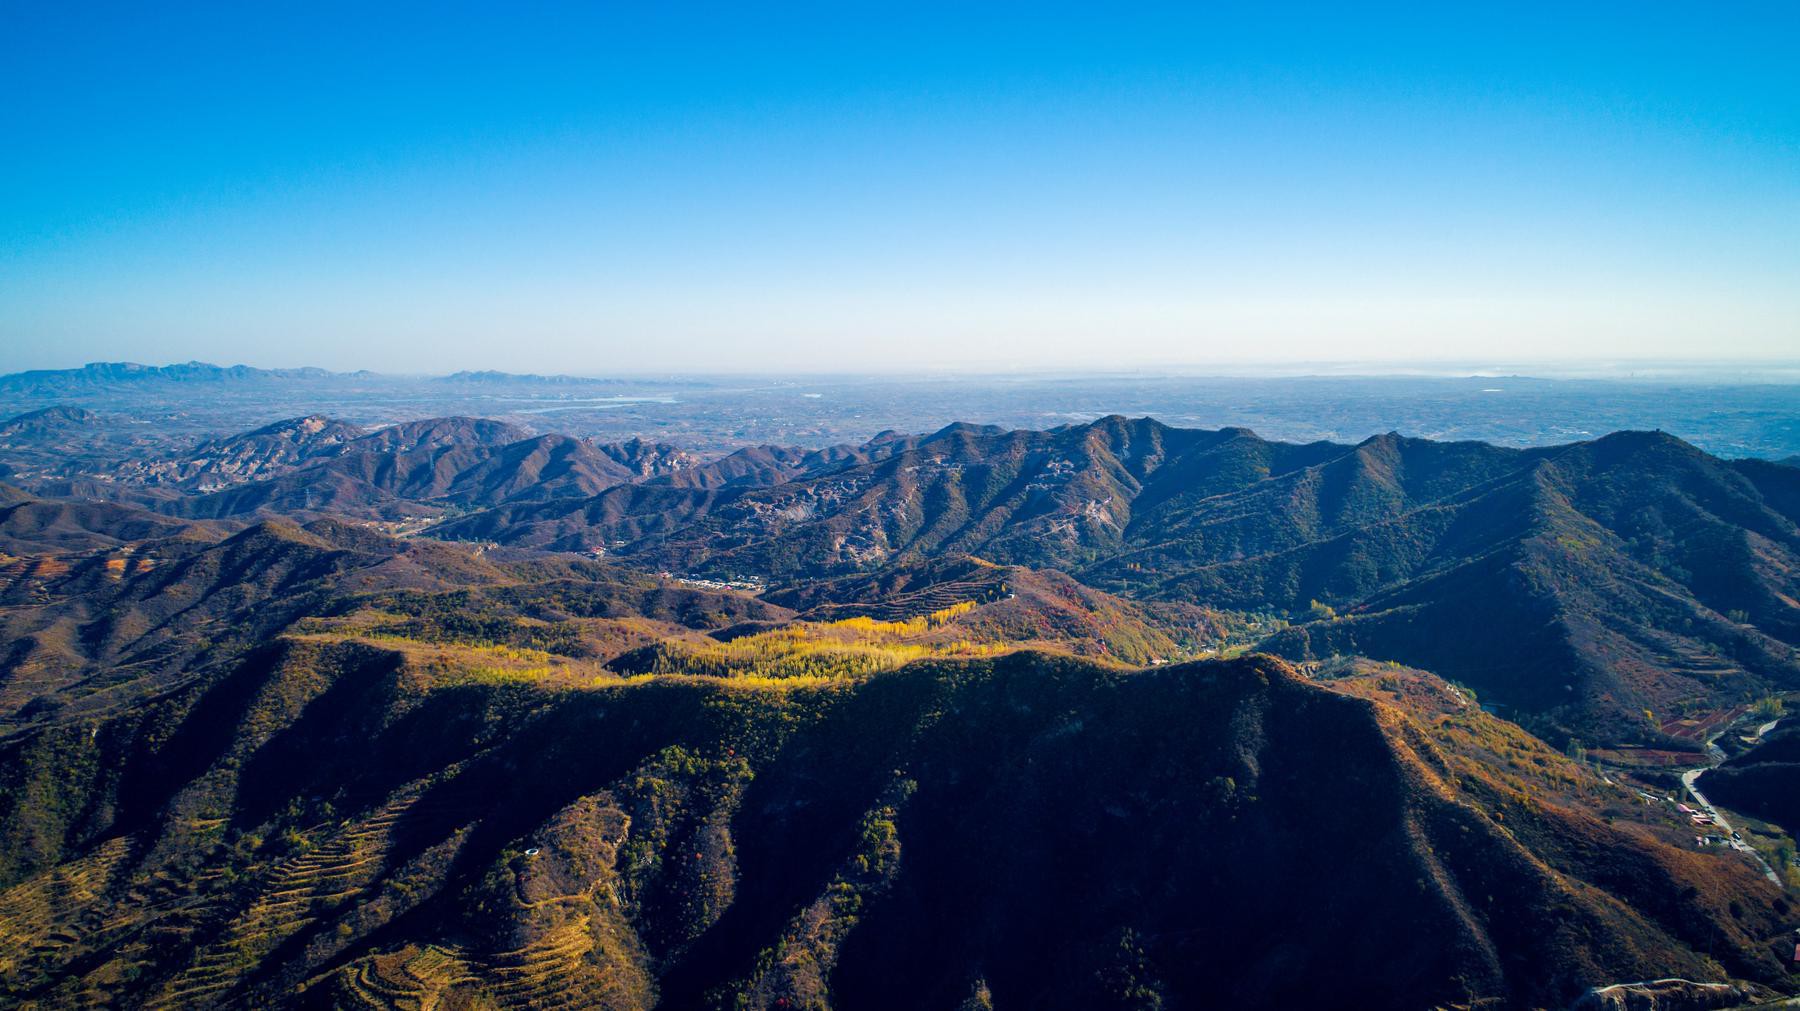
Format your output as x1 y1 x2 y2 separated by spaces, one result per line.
3 2 1796 373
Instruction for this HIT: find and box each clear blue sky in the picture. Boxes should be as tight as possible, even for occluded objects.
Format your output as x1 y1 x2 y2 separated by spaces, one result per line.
3 2 1796 373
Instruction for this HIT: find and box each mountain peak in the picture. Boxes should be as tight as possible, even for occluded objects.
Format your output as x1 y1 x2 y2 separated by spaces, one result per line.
1 404 100 427
1588 428 1694 449
927 421 1006 441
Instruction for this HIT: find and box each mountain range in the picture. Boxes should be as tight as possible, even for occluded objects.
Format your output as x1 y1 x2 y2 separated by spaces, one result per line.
0 362 358 397
426 417 1800 746
0 500 1790 1008
6 408 1798 745
1 404 1797 1008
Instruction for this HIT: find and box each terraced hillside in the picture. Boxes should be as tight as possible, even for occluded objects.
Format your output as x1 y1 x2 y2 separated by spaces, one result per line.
1 621 1794 1011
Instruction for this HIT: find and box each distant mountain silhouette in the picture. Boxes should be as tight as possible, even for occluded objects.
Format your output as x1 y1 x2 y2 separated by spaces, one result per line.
0 361 350 395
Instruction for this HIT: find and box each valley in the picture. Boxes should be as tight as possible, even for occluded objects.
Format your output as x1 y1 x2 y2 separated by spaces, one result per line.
0 381 1798 1009
13 4 1800 1006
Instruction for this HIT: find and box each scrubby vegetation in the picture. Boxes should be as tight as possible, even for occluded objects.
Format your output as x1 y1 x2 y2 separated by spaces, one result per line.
609 604 1007 681
2 415 1799 1009
437 419 1800 746
4 645 1794 1011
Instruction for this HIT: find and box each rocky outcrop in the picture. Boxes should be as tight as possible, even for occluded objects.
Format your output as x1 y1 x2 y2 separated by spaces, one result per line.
1572 978 1753 1011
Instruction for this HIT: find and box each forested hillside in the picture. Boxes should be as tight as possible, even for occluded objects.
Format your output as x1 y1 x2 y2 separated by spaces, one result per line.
2 410 1798 1008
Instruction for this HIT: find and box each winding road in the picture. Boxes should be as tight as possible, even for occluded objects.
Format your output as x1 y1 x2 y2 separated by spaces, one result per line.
1680 719 1783 887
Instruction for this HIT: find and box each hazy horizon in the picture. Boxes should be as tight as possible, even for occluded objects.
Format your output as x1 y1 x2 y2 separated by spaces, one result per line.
8 10 1800 1005
9 356 1800 386
6 4 1798 373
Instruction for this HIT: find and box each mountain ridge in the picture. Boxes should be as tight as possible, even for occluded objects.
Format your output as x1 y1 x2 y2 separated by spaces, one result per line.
430 417 1800 743
0 468 1793 1007
1 645 1790 1009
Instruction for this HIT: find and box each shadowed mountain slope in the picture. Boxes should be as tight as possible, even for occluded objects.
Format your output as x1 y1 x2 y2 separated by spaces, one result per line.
9 411 1794 743
434 418 1800 743
0 482 1792 1008
1698 719 1800 839
0 649 1791 1010
0 503 797 738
